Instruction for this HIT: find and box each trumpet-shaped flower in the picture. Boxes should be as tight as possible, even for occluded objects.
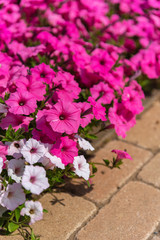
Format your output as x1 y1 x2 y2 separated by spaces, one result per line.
8 159 25 183
22 165 49 195
21 138 46 164
21 200 43 225
0 183 25 211
6 90 37 115
46 99 81 134
73 155 90 180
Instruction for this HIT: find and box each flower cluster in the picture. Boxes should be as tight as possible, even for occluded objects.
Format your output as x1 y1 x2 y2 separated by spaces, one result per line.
0 0 152 236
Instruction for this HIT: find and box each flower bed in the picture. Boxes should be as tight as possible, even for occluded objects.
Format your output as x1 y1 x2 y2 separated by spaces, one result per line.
0 0 159 239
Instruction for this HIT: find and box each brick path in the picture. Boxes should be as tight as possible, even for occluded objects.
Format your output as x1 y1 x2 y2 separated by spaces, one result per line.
3 94 160 240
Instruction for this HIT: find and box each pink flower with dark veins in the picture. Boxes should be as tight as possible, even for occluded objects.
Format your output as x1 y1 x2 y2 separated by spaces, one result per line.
46 99 81 134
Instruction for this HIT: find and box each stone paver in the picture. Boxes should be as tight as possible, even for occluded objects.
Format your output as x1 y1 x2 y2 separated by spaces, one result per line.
152 236 160 240
138 153 160 188
65 140 152 205
0 234 22 240
0 192 96 240
32 192 96 240
77 181 160 240
123 100 160 151
2 99 160 240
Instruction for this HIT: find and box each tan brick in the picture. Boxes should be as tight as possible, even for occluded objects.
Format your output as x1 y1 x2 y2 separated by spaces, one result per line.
138 153 160 188
152 236 160 240
77 182 160 240
32 192 96 240
0 192 96 240
0 234 22 240
123 101 160 151
64 140 152 205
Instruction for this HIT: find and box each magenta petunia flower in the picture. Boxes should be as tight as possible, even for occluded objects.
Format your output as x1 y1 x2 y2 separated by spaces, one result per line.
76 102 94 128
46 99 81 134
90 82 115 105
122 86 144 115
108 100 136 138
16 75 46 101
88 97 107 121
112 149 133 161
31 63 55 85
0 113 32 131
50 136 78 165
6 90 37 115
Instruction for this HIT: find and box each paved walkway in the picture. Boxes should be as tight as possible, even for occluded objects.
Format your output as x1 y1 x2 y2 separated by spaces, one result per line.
3 94 160 240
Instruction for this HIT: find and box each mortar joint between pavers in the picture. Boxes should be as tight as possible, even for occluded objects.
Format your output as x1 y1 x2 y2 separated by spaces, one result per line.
132 153 157 181
146 221 160 240
136 178 160 191
118 138 154 152
67 207 99 240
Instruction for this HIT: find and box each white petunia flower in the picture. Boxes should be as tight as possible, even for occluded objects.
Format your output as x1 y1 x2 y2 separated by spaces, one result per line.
39 152 65 170
22 165 49 195
73 155 90 180
8 159 25 183
20 138 47 164
0 183 25 211
7 139 25 159
75 135 94 151
0 157 4 174
21 200 43 225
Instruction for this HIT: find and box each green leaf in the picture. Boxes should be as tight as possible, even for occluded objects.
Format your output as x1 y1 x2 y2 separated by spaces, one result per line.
43 209 48 213
85 134 97 139
86 180 90 187
31 229 40 240
0 218 4 227
103 159 110 167
0 98 4 104
4 92 10 101
89 174 95 178
2 125 24 142
8 222 19 232
92 164 97 174
14 208 20 222
115 160 123 169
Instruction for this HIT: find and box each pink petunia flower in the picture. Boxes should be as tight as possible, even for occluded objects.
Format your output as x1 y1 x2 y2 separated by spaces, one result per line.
90 82 115 104
46 99 81 134
31 63 55 85
0 113 32 131
6 90 37 115
112 149 133 161
51 136 78 165
108 99 136 138
122 86 144 115
88 97 107 121
76 102 94 128
16 75 46 101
